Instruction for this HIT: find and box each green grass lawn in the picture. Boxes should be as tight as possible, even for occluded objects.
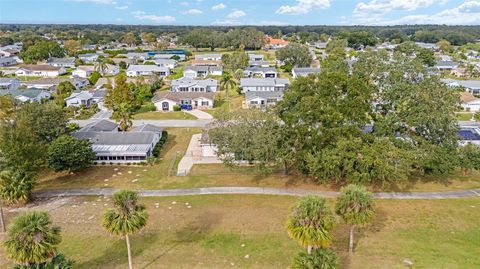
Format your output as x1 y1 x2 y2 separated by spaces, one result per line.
132 111 197 120
456 112 475 121
1 195 479 268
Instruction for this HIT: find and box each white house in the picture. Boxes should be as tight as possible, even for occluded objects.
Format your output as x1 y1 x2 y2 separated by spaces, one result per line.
171 77 218 93
194 54 222 61
244 67 277 78
248 53 264 61
443 79 480 94
460 92 480 112
78 53 100 64
65 89 106 108
244 91 283 108
184 66 222 78
15 65 66 77
0 89 51 103
126 65 170 77
240 78 290 92
47 57 76 68
248 60 270 67
435 60 459 71
292 67 321 78
0 78 20 90
153 92 214 111
72 66 95 78
150 59 177 69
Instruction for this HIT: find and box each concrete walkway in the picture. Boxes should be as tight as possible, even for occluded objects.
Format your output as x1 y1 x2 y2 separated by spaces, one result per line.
177 133 222 176
185 109 214 120
34 187 480 200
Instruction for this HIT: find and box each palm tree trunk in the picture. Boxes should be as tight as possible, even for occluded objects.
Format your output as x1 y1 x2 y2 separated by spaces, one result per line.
349 225 355 255
307 245 312 255
125 234 133 269
0 200 5 233
226 86 230 111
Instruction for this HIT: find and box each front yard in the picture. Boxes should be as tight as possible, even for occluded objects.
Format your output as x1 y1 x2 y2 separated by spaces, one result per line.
132 111 197 120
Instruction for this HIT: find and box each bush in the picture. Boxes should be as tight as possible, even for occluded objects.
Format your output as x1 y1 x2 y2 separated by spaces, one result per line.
89 71 101 85
173 105 181 111
136 102 156 113
152 131 168 157
292 248 339 269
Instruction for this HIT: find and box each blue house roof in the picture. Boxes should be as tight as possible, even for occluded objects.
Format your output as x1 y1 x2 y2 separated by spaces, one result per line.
458 128 480 140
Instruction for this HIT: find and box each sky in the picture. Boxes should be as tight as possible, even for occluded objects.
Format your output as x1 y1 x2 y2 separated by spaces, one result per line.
0 0 480 26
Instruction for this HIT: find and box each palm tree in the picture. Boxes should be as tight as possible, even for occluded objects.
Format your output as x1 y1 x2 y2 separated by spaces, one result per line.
335 184 375 254
292 248 339 269
220 71 237 111
0 170 35 204
102 190 148 269
0 199 5 233
94 58 108 76
114 103 133 131
4 211 62 266
286 195 336 254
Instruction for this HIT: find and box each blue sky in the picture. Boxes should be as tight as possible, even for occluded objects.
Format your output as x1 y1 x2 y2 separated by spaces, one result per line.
0 0 479 25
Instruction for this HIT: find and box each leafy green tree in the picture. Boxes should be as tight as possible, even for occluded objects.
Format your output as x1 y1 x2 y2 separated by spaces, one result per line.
417 48 435 67
54 81 76 107
89 71 101 85
63 39 82 56
286 195 336 254
344 31 377 50
94 58 108 75
102 190 148 269
335 184 375 254
47 135 96 172
118 61 127 69
276 43 312 67
0 169 36 204
4 211 62 266
105 74 136 131
457 144 480 175
292 248 339 269
12 253 74 269
0 95 16 121
20 41 65 63
436 39 453 52
221 51 249 72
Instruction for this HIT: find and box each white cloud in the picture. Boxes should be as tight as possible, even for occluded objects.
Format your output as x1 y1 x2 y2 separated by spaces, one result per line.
114 5 128 10
183 9 203 14
132 11 175 23
357 1 480 25
69 0 117 4
354 0 444 15
180 1 189 6
276 0 330 15
212 3 226 10
227 9 246 19
211 19 242 25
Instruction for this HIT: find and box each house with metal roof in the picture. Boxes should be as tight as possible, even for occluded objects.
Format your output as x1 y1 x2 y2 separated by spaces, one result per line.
65 89 106 108
22 77 89 90
15 65 67 77
248 60 271 68
240 78 290 92
434 60 459 71
458 127 480 146
150 59 177 69
244 67 277 78
171 77 218 92
0 57 17 67
73 120 163 164
194 54 222 61
0 88 51 103
78 53 100 64
153 91 214 111
0 78 20 90
292 67 321 78
184 65 222 78
442 79 480 94
244 91 284 109
248 53 264 62
126 65 170 77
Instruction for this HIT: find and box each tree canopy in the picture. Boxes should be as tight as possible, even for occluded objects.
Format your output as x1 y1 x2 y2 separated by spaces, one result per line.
47 135 96 172
276 43 312 67
20 41 65 63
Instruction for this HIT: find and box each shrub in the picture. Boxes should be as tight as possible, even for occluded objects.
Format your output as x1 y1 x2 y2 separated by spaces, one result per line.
152 131 168 157
173 105 181 111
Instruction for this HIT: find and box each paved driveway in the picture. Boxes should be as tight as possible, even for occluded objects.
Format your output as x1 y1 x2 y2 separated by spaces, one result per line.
185 109 214 120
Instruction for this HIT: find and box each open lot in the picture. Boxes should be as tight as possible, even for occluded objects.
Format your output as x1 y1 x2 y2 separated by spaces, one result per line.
1 195 479 269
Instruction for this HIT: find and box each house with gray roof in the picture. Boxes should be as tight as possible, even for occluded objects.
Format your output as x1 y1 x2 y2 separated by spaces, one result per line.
72 120 163 164
171 77 218 93
0 78 20 90
184 65 222 78
47 57 76 68
442 79 480 94
292 67 321 78
65 89 106 108
153 91 214 111
248 60 271 67
248 53 264 61
0 57 17 67
0 88 51 103
244 67 277 78
150 59 177 69
245 91 284 109
78 53 100 63
126 65 170 77
22 77 89 90
240 78 290 92
435 60 459 71
194 54 222 61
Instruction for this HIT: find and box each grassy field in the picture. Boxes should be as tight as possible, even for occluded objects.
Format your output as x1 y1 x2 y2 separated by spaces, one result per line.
456 112 475 121
1 195 479 268
132 111 197 120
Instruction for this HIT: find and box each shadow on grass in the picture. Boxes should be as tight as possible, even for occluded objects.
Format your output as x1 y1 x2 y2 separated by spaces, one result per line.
140 211 223 268
77 233 160 269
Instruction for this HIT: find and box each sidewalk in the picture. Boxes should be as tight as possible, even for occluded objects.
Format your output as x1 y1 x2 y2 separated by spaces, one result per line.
185 109 214 120
176 133 222 176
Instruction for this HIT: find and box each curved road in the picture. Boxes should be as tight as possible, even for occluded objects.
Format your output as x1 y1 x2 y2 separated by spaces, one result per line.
34 187 480 200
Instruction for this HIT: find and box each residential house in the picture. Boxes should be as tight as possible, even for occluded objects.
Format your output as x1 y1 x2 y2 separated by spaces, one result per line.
119 52 149 62
248 54 264 61
248 60 271 67
311 41 328 49
65 89 106 108
458 127 480 146
78 53 100 64
264 35 289 49
150 59 177 69
415 42 438 50
0 88 51 103
72 120 163 164
442 79 480 94
15 65 67 77
171 77 218 93
460 92 480 112
435 60 459 71
451 68 467 78
194 54 222 61
0 57 17 67
72 66 94 78
0 78 20 90
126 65 170 77
47 57 76 68
152 53 186 61
240 78 290 92
184 66 222 78
101 64 120 76
244 91 284 108
111 58 135 66
22 77 89 90
244 67 277 78
292 67 321 78
153 91 214 111
191 59 222 66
